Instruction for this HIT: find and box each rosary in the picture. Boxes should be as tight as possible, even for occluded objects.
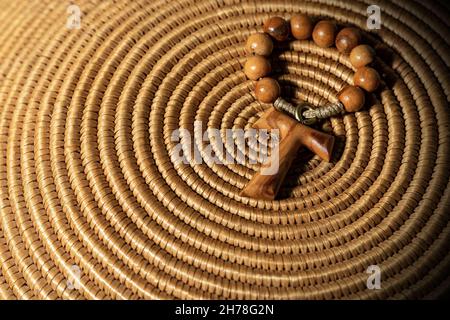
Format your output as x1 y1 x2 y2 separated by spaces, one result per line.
241 15 381 200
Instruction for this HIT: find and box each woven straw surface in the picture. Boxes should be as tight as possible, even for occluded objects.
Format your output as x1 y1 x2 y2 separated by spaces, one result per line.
0 0 449 300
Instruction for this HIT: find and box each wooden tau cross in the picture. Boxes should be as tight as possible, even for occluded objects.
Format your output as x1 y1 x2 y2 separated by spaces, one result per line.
241 107 335 200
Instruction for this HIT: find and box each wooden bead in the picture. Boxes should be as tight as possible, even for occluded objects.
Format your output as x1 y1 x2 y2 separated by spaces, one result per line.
353 67 381 92
244 56 271 81
312 20 336 48
290 14 313 40
263 17 289 41
335 27 361 54
246 33 273 56
255 78 280 103
338 85 365 112
349 45 375 68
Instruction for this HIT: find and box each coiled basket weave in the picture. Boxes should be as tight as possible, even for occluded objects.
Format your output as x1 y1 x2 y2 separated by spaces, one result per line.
0 0 449 300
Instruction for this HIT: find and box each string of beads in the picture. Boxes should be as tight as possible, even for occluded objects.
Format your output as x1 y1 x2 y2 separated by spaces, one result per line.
244 14 382 123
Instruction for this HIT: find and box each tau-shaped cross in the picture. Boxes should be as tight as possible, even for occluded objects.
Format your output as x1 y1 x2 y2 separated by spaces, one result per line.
241 98 341 200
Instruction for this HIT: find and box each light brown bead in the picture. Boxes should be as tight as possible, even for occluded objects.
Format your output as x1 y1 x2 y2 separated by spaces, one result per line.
338 85 365 112
263 16 289 41
255 77 280 103
244 56 271 81
290 14 313 40
353 67 381 92
335 27 361 54
312 20 336 48
246 33 273 56
349 44 375 68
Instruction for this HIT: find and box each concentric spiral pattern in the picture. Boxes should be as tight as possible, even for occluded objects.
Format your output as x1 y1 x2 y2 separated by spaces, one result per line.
0 0 449 300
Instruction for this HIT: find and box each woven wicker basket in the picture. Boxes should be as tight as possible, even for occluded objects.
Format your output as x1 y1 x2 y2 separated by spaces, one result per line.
0 0 449 299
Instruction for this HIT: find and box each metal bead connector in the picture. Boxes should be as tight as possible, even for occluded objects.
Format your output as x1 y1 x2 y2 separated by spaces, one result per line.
302 102 345 120
274 97 344 125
